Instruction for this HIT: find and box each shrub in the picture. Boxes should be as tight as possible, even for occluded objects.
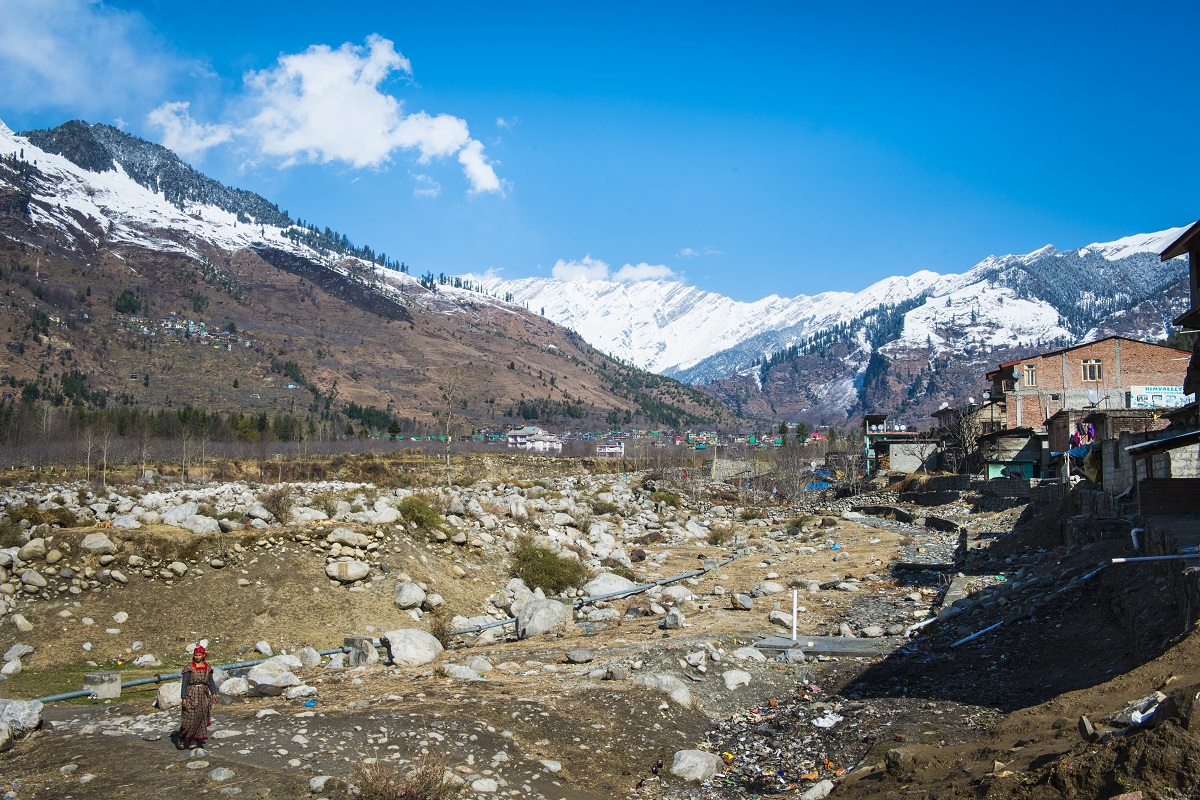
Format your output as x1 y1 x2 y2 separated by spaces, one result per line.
0 517 22 549
591 500 619 516
312 493 339 517
399 496 444 530
8 504 79 528
607 563 637 583
650 490 681 509
511 535 588 595
707 523 732 546
259 486 294 523
427 610 453 649
739 507 766 521
351 752 460 800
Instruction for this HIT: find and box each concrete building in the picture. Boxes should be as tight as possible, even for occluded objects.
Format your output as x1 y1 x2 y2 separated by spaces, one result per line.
986 336 1191 432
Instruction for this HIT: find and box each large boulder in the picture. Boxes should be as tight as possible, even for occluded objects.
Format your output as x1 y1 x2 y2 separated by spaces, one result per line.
722 670 752 690
0 699 42 734
155 680 182 710
325 560 370 583
257 654 303 674
245 502 274 521
296 647 322 670
0 721 11 752
751 581 786 597
291 507 329 524
327 528 370 548
661 586 695 603
246 667 300 696
182 515 220 535
515 599 571 639
80 533 117 555
379 629 443 666
219 677 250 697
632 673 693 708
671 749 724 782
3 644 32 663
393 582 426 610
161 502 200 526
440 663 482 680
17 538 46 562
583 573 638 598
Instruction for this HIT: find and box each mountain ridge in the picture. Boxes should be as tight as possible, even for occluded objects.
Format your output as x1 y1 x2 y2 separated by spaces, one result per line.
0 118 734 432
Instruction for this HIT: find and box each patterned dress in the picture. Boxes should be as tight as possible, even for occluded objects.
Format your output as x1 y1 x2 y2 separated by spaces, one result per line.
179 662 217 744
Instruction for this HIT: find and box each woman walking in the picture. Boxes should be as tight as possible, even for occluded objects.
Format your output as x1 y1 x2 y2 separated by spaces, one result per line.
179 645 218 749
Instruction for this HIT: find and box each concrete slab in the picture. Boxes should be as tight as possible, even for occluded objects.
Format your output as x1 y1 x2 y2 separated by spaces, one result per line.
753 634 904 658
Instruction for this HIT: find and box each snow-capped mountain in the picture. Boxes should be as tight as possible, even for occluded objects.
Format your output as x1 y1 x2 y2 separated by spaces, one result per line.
0 119 505 315
469 228 1190 388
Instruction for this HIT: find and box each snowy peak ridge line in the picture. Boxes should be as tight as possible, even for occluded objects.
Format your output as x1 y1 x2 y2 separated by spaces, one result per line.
466 224 1192 383
0 118 480 315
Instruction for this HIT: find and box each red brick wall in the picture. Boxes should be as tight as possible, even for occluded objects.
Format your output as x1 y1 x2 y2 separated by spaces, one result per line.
1004 338 1190 430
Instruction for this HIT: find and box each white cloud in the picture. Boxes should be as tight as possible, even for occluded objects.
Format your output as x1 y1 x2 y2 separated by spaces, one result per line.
457 139 502 194
146 101 232 160
677 245 723 258
613 262 677 282
240 35 502 193
0 0 183 117
412 173 442 198
496 116 518 130
552 256 610 281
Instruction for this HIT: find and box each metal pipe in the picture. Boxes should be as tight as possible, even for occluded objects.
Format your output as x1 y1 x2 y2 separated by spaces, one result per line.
36 646 351 703
951 620 1004 648
1130 528 1144 550
1111 555 1200 564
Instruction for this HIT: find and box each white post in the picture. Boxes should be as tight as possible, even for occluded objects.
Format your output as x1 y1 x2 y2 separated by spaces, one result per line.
791 590 798 641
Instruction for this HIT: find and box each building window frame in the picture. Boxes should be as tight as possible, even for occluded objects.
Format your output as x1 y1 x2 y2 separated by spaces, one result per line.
1024 364 1037 387
1081 358 1102 382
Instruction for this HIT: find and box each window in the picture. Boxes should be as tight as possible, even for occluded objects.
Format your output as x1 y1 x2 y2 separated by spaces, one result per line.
1082 359 1102 382
1024 364 1037 387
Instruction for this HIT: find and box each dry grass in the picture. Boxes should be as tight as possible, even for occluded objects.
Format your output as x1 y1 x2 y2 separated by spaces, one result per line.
351 753 461 800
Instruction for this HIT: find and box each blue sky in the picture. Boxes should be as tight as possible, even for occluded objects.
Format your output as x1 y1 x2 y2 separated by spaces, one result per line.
2 1 1198 301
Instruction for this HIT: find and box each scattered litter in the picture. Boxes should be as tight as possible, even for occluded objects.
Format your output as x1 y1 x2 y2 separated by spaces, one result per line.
812 712 843 728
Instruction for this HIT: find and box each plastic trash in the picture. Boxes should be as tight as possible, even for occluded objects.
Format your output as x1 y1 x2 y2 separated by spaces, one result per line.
303 699 317 707
812 712 843 728
830 544 842 551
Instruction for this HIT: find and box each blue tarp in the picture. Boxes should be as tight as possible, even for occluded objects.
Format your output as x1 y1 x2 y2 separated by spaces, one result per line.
1051 443 1098 459
805 481 831 491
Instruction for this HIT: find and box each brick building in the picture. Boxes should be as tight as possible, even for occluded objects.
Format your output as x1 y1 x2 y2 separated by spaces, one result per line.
985 336 1191 432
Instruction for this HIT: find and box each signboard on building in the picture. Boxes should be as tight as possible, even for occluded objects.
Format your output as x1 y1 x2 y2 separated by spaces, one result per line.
1128 386 1192 409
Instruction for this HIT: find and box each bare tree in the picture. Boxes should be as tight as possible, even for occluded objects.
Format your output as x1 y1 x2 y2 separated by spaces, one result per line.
98 421 116 488
435 366 466 486
180 426 194 485
137 419 154 484
37 404 54 470
943 407 983 475
81 424 97 484
198 423 212 486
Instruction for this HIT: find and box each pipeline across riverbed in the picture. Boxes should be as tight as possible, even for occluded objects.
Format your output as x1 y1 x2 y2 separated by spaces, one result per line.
35 646 352 703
